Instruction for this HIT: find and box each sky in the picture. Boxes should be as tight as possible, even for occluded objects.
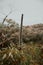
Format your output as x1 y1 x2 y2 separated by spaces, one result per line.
0 0 43 25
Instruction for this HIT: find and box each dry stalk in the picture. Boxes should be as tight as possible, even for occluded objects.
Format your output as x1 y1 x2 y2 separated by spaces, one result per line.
2 11 12 24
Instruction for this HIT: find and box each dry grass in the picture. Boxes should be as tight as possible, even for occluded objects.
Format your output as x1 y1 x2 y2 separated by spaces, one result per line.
0 43 43 65
0 22 43 65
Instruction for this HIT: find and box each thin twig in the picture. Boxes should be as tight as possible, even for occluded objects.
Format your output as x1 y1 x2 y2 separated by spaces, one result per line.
2 11 12 24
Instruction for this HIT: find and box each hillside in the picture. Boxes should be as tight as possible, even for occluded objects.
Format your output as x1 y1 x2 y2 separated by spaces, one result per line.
23 24 43 43
0 22 43 48
0 20 43 65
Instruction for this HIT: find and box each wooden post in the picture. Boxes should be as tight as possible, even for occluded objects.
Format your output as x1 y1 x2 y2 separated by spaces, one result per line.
19 14 23 45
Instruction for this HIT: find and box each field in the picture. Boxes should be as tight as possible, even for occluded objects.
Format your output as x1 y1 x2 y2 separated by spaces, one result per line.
0 20 43 65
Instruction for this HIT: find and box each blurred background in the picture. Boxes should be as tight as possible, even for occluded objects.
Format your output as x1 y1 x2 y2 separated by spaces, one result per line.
0 0 43 25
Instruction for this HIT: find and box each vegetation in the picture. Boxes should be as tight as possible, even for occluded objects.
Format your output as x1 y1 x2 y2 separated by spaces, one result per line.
0 19 43 65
